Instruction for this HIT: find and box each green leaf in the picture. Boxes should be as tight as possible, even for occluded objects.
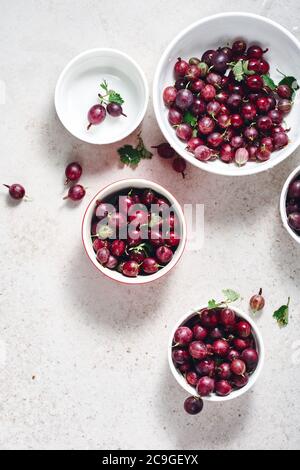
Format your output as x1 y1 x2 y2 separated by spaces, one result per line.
222 289 240 303
183 111 197 127
99 80 125 104
208 299 219 309
108 90 124 105
129 242 150 256
149 213 162 228
278 76 299 98
100 80 109 92
140 147 153 159
273 298 290 327
242 60 255 76
262 74 277 90
118 134 152 167
118 145 141 166
232 60 244 82
136 135 153 160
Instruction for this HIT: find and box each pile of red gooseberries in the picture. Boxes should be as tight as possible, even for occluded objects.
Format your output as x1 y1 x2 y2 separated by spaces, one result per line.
90 188 181 278
172 306 259 415
163 39 295 166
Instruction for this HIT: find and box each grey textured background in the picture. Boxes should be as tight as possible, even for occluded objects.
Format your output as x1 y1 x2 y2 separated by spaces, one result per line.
0 0 300 450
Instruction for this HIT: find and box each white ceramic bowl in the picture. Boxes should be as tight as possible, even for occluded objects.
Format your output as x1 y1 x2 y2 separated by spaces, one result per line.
280 164 300 244
55 48 148 145
82 179 187 284
153 12 300 176
168 305 265 402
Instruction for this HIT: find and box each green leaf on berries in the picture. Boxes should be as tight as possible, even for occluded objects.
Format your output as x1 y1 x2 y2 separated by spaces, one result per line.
231 60 244 82
273 298 290 327
183 111 198 127
99 80 124 105
242 60 255 76
208 299 219 309
108 90 124 105
230 60 253 82
129 242 151 256
149 213 162 228
262 74 277 90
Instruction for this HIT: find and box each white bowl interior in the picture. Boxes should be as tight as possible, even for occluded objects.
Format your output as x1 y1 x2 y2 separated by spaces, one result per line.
153 13 300 176
55 49 148 144
168 305 265 402
280 164 300 244
82 179 187 285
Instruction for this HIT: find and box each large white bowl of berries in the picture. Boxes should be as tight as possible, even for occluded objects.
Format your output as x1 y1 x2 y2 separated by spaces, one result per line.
153 13 300 176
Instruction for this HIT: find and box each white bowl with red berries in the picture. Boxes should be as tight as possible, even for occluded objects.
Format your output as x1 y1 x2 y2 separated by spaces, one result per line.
169 302 265 408
153 12 300 176
55 48 148 145
82 179 187 284
280 164 300 244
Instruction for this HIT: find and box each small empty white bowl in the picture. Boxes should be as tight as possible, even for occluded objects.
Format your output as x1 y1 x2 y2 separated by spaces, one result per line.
280 164 300 244
82 178 187 285
153 12 300 176
55 48 148 145
168 305 265 402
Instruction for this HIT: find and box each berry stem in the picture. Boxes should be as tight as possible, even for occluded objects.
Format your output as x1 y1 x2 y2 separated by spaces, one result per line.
276 68 286 77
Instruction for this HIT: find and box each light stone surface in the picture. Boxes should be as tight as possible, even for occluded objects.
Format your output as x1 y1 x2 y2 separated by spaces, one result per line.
0 0 300 450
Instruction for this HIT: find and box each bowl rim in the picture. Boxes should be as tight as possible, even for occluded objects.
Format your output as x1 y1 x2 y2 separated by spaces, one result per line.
280 164 300 244
55 47 149 145
81 178 187 285
153 12 300 177
168 304 265 402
